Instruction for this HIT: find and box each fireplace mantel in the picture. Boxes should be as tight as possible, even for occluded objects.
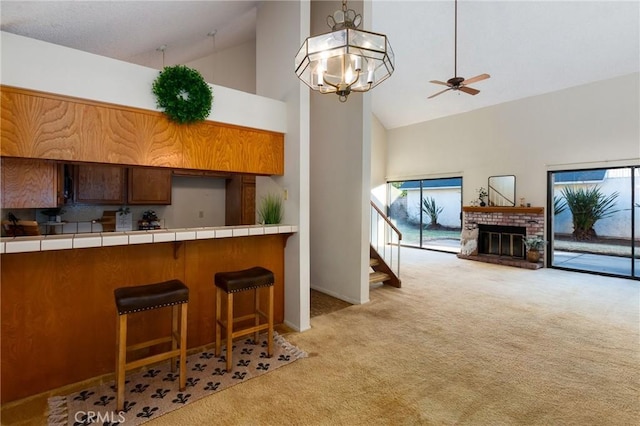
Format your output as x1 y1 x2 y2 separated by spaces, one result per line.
463 206 544 214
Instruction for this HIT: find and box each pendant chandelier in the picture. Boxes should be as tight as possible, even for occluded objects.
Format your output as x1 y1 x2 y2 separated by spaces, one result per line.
295 0 394 102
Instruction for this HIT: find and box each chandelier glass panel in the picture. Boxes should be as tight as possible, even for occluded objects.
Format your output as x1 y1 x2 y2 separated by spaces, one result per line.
295 1 394 102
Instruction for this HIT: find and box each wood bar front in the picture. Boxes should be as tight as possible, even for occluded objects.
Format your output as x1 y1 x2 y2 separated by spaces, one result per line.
0 234 289 403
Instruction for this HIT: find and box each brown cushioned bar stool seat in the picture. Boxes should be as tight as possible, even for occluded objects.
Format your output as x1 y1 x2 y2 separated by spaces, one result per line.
215 266 274 372
114 279 188 412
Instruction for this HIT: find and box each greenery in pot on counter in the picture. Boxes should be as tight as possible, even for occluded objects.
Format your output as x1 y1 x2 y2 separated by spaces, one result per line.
258 194 283 225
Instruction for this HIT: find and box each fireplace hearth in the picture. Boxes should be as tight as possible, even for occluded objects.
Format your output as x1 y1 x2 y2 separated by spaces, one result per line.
458 206 544 270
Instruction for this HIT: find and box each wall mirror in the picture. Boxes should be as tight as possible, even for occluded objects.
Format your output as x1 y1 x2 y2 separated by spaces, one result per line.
488 175 516 206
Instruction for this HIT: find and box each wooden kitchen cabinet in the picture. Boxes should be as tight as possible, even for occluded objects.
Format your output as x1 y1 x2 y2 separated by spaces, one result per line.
225 174 256 225
2 86 284 175
1 157 62 208
182 122 284 175
127 167 172 205
1 87 183 167
74 164 126 204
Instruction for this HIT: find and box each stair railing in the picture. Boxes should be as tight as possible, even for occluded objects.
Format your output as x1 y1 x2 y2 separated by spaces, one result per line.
370 201 402 279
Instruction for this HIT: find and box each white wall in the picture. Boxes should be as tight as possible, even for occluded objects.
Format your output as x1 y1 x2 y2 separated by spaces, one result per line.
256 0 311 332
164 176 226 228
309 0 371 305
186 40 256 94
387 73 640 212
0 31 286 134
371 114 388 209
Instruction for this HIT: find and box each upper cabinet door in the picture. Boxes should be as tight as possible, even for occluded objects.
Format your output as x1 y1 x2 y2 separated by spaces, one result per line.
74 164 125 204
1 157 59 208
127 168 172 205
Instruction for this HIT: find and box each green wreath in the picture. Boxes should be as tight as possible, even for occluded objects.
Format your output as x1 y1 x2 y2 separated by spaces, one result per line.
152 65 213 124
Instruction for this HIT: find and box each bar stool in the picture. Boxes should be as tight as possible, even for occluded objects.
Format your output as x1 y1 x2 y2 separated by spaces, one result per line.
114 279 189 412
214 266 274 372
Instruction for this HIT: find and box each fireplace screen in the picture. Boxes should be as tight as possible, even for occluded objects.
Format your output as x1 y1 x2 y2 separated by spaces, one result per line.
478 225 526 259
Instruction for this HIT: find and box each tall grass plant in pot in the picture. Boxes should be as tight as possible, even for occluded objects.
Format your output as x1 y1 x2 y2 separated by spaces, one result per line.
258 194 283 225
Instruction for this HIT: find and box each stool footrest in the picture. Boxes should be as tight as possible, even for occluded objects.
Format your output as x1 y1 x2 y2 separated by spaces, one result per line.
230 323 269 339
125 349 182 371
126 336 174 352
231 312 267 323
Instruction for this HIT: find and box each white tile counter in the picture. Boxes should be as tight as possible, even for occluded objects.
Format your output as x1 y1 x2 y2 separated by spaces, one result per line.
0 225 297 254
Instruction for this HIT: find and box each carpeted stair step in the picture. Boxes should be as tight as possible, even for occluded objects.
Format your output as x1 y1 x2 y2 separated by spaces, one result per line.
369 271 390 284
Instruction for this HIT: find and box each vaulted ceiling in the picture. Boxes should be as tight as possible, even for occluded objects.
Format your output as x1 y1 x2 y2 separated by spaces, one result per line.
2 1 638 129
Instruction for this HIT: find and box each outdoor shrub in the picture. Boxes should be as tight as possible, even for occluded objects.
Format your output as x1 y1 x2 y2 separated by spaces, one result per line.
553 195 567 216
421 197 444 229
560 186 619 241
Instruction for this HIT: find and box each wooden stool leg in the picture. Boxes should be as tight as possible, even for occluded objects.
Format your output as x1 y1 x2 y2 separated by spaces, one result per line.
171 305 178 373
267 285 274 357
254 288 260 344
226 292 233 372
116 314 127 412
215 286 221 356
179 303 187 391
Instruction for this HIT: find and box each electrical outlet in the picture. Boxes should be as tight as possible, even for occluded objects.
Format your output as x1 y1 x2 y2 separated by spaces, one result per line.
198 211 204 218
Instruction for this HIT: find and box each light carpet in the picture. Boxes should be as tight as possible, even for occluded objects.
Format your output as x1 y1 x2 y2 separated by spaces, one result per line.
147 248 639 425
47 332 306 425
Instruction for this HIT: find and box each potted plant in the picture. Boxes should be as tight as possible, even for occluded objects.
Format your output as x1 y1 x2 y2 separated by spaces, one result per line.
523 236 546 263
477 187 488 206
258 194 283 225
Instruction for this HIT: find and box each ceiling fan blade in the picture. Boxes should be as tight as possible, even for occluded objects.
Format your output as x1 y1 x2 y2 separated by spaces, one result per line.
459 86 480 96
428 87 451 99
429 80 451 87
462 73 490 85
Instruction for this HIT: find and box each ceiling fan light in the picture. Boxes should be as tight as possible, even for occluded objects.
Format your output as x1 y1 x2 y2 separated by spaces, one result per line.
427 0 489 100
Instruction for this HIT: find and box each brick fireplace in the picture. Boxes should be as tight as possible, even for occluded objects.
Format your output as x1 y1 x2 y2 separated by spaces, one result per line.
458 206 545 269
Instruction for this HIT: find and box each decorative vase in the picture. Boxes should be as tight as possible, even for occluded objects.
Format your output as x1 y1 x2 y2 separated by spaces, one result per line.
527 249 540 263
479 201 486 207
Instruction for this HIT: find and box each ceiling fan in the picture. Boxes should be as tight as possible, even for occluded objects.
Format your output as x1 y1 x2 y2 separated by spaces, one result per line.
428 0 490 99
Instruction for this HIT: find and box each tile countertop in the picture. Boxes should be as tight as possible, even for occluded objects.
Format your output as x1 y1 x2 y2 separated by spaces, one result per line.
0 225 298 254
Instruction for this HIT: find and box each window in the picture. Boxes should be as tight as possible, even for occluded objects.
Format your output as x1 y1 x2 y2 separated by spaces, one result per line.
388 177 462 253
549 166 639 279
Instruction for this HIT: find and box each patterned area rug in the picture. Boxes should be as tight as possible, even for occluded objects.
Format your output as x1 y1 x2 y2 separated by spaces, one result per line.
48 333 306 425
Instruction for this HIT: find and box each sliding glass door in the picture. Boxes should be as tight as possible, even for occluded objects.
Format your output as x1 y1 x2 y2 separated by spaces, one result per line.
549 166 639 279
388 178 462 253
